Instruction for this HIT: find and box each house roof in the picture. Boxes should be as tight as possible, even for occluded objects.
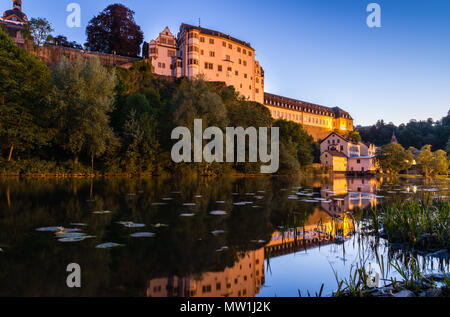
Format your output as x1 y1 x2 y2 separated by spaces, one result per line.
2 8 27 22
264 93 353 120
179 23 254 50
321 132 358 145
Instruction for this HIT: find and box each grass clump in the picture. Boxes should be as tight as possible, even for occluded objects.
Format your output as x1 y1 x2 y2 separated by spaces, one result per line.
370 199 450 251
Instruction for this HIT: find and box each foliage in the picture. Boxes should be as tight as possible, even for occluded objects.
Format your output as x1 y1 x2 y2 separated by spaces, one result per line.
0 27 52 160
377 143 413 175
369 199 450 251
274 120 316 173
23 17 54 47
85 4 144 57
417 145 449 177
50 56 118 166
50 35 83 49
358 112 450 151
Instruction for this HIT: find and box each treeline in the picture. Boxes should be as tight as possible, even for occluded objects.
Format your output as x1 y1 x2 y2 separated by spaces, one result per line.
357 115 450 152
377 143 448 177
0 28 318 176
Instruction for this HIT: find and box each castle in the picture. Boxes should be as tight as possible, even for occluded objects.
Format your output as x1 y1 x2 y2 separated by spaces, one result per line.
143 25 354 140
0 0 27 47
2 1 355 141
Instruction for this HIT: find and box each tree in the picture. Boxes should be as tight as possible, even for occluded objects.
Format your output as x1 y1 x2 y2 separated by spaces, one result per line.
122 111 159 173
417 145 434 177
430 150 448 176
51 35 82 49
0 27 52 160
85 4 144 57
23 18 54 47
377 143 413 175
50 56 118 168
274 120 316 173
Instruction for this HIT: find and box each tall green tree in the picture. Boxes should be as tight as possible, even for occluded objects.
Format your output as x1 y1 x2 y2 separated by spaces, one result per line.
377 143 413 175
50 56 118 168
274 120 316 173
0 27 52 160
122 111 159 174
23 17 54 47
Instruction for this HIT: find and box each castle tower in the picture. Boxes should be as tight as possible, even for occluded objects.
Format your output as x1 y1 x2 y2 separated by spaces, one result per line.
13 0 22 11
1 0 28 46
391 132 398 144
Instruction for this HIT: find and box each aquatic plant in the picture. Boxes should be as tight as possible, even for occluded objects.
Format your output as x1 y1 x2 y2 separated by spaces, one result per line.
369 199 450 251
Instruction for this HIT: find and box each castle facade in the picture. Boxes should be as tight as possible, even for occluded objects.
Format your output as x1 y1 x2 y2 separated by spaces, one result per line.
144 25 354 140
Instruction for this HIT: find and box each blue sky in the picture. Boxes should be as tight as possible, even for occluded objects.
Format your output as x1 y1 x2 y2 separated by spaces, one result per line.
2 0 450 126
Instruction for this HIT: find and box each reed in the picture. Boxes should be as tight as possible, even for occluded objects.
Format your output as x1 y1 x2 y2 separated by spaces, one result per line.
369 199 450 251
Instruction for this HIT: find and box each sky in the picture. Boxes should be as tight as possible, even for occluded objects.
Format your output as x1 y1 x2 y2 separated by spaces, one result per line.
2 0 450 126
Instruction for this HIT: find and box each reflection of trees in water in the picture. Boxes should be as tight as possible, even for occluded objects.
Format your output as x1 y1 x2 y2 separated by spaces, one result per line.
0 176 447 296
0 176 274 296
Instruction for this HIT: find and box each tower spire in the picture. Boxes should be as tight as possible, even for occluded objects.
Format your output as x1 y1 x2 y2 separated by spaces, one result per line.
13 0 22 11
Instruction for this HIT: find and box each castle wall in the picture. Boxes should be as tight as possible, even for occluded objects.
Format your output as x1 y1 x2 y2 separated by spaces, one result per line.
26 43 141 68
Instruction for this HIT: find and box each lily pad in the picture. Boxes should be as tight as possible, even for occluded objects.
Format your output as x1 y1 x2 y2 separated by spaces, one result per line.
36 226 64 232
152 223 169 228
130 232 156 238
210 210 228 216
96 243 123 249
93 210 112 215
117 222 146 228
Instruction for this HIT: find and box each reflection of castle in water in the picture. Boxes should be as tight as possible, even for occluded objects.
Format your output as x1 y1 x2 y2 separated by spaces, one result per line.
147 177 378 298
147 248 265 297
320 177 379 216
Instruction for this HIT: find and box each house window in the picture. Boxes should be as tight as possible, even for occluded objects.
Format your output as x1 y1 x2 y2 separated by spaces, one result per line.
218 65 223 71
200 37 205 43
229 44 232 49
209 63 213 69
225 55 231 61
244 74 248 78
205 62 209 69
223 41 226 47
227 67 232 72
243 49 247 55
237 47 241 53
209 39 214 44
239 59 242 64
235 71 239 76
357 159 361 164
210 51 215 57
243 61 247 66
248 51 252 57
